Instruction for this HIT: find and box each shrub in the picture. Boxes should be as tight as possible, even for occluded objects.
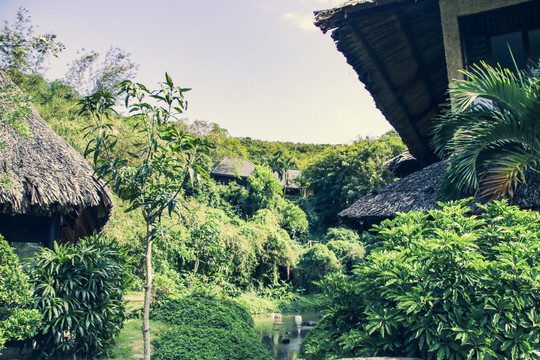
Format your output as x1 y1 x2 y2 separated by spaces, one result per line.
326 240 365 273
295 244 341 293
151 325 271 360
323 227 360 243
151 295 271 360
30 234 133 359
151 296 253 330
301 200 540 360
0 235 41 353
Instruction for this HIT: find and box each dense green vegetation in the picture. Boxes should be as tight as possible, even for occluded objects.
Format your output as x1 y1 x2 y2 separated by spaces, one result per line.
29 234 132 359
0 67 399 358
0 235 41 354
301 200 540 360
150 296 272 360
301 133 405 231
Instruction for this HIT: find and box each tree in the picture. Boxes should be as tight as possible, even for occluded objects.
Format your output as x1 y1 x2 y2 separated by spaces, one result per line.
80 73 212 360
302 132 405 230
246 165 283 215
432 61 540 202
0 8 64 73
267 151 297 194
64 47 138 96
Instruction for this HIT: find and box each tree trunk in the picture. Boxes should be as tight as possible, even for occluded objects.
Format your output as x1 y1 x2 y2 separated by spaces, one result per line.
142 222 153 360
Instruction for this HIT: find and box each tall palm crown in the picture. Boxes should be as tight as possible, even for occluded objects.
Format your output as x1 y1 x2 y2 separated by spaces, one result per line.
432 61 540 202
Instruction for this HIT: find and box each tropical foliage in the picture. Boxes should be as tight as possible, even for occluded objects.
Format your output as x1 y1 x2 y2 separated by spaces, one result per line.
150 296 272 360
302 131 405 230
30 234 132 359
0 235 41 354
301 200 540 360
432 61 540 202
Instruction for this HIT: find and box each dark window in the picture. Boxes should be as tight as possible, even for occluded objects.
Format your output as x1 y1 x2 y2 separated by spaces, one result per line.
459 2 540 71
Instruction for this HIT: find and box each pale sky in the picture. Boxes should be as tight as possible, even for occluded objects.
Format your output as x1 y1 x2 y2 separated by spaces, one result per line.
0 0 393 144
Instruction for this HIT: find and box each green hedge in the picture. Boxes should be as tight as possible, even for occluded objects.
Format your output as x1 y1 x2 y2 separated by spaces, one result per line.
151 296 271 360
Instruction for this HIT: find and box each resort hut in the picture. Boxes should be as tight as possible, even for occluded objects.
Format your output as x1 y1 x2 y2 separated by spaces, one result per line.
0 71 112 256
210 157 256 187
339 161 540 231
338 162 445 231
275 170 304 196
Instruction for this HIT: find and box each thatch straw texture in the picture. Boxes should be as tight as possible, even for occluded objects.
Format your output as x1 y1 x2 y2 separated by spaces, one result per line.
0 71 112 238
211 157 256 179
339 161 445 230
314 0 447 164
339 161 540 231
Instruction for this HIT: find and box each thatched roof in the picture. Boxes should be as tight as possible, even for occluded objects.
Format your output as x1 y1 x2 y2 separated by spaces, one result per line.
211 157 256 179
315 0 447 164
276 170 302 189
339 161 445 230
340 161 540 231
0 71 112 241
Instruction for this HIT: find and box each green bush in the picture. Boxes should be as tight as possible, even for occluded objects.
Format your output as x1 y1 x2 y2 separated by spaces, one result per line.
0 235 41 353
151 325 271 360
295 244 341 293
30 234 133 359
151 296 271 360
326 240 365 273
151 296 253 329
301 200 540 360
323 227 360 243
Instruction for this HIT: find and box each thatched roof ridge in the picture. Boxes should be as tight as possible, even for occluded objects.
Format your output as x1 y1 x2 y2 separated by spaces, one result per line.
338 161 445 230
314 0 447 164
0 71 112 224
211 157 256 179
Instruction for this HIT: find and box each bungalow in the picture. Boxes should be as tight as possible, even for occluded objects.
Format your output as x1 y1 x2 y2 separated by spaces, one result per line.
210 157 305 195
0 71 113 258
314 0 540 228
210 157 256 187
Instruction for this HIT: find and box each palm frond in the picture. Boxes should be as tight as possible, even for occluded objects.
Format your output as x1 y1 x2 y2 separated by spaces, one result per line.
432 61 540 202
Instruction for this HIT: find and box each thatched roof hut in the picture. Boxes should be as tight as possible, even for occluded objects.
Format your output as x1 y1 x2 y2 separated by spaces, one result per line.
338 161 445 231
315 0 540 165
211 157 256 186
339 161 540 231
0 71 112 248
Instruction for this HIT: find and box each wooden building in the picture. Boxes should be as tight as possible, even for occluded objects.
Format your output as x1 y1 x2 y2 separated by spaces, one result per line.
0 71 113 258
315 0 540 228
315 0 540 165
210 157 256 187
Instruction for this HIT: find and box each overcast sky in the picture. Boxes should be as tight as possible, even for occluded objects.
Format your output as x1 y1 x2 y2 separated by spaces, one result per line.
0 0 393 144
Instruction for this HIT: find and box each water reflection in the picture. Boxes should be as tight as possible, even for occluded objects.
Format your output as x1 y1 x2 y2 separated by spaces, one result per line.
253 312 321 360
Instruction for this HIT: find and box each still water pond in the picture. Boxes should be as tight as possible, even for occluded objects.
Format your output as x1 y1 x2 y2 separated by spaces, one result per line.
253 312 322 360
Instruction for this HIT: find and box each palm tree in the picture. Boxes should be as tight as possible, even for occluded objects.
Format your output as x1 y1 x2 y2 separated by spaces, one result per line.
431 61 540 202
267 151 297 195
